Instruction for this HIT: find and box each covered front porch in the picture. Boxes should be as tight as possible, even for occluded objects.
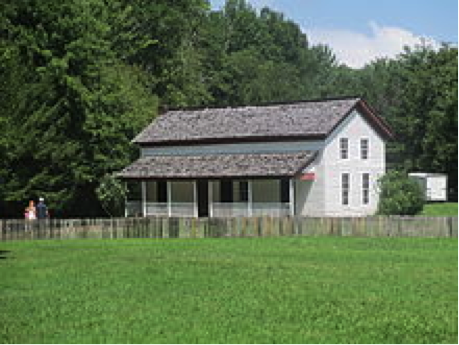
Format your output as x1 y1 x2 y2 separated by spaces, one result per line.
119 150 317 218
126 178 295 218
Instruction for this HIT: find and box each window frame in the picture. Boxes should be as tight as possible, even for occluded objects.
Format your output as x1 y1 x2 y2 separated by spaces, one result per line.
360 138 369 160
339 138 349 160
239 181 249 202
341 173 350 206
362 173 370 205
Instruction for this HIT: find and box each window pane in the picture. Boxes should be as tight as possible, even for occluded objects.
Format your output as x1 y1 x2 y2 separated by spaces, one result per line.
362 173 369 204
361 139 369 159
342 173 350 205
340 138 349 159
239 181 248 202
342 173 349 187
363 173 369 188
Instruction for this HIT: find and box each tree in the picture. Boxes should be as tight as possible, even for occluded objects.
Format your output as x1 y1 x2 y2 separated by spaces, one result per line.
386 45 458 199
198 0 335 105
0 0 157 217
377 171 425 215
119 0 211 107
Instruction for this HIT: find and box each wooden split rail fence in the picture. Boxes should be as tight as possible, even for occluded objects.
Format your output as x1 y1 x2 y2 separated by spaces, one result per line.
0 216 457 241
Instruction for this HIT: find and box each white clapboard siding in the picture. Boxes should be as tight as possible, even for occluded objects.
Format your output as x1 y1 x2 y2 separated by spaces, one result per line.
319 109 385 216
141 140 323 157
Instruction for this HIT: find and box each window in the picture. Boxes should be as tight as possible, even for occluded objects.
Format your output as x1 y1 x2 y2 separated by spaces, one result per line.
341 173 350 205
360 138 369 159
362 173 370 205
340 138 349 159
239 181 249 202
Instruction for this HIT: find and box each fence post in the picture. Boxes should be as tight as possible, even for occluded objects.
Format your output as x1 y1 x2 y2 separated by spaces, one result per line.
447 217 453 237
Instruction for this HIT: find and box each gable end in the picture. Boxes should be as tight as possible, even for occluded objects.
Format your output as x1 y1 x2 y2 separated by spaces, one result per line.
326 99 394 141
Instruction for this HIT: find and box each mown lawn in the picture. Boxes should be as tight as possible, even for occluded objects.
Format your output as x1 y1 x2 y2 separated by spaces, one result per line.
422 202 458 216
0 237 457 343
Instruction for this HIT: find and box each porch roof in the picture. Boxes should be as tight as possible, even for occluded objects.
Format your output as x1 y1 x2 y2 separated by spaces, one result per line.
118 151 316 179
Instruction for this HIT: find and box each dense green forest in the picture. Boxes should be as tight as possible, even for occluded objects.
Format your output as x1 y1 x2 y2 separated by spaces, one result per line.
0 0 457 217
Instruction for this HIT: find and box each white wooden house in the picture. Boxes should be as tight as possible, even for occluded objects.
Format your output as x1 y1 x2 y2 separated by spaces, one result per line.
119 97 394 217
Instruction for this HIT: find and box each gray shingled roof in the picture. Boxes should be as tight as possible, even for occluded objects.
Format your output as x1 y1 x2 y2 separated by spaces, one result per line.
134 98 361 144
118 151 316 179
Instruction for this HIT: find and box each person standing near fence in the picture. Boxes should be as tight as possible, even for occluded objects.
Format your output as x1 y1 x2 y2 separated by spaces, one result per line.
24 200 36 233
36 197 49 219
25 200 36 220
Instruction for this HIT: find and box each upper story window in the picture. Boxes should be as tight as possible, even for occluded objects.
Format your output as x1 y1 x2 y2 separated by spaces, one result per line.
360 138 369 160
341 173 350 205
340 138 349 159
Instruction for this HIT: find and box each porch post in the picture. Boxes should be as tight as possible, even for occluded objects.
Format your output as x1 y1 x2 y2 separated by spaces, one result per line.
124 181 128 218
141 180 147 217
167 181 172 217
289 178 295 216
248 180 253 217
193 180 198 218
208 181 213 218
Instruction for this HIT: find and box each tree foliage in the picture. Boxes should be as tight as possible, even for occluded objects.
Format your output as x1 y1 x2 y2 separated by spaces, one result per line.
377 171 425 215
0 0 157 217
96 174 126 217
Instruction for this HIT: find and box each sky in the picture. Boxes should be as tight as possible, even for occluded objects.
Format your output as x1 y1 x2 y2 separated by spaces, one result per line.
210 0 458 68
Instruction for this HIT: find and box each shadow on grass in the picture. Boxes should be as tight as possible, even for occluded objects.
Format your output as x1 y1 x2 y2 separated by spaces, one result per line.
0 250 12 260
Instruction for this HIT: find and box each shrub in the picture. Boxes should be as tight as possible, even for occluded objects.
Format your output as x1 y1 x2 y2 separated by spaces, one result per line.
377 170 425 215
96 174 127 217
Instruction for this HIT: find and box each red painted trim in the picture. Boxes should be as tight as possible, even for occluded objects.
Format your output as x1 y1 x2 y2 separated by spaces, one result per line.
300 173 315 181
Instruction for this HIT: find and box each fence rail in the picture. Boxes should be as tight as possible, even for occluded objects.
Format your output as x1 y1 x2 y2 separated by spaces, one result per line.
0 216 457 241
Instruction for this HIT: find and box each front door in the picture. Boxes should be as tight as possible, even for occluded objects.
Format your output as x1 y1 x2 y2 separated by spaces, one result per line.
197 180 209 217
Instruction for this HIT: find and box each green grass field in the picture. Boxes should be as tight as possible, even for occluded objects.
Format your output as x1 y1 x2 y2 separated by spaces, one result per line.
422 202 458 216
0 237 457 343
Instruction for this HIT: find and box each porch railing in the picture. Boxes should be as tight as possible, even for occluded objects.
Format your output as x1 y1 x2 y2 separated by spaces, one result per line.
212 202 249 218
212 202 291 217
127 201 291 218
126 201 142 217
252 202 291 217
127 201 195 217
146 202 168 217
170 202 195 218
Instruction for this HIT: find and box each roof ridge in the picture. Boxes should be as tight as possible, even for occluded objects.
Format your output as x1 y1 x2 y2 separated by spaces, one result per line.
163 95 361 113
139 150 314 159
133 96 396 145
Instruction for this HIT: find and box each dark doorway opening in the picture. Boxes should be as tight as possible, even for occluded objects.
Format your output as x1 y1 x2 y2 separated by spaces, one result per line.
157 181 167 203
220 179 233 202
280 178 290 203
197 180 209 217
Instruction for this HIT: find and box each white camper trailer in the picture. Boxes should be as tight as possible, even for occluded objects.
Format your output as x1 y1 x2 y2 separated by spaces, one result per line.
409 173 448 201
